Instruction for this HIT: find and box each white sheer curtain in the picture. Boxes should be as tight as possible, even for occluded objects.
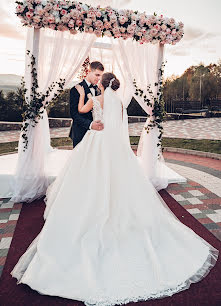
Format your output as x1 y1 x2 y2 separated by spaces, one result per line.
112 38 186 190
11 28 96 203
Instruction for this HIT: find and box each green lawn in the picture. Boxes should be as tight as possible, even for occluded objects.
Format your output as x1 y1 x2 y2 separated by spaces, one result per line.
0 136 220 155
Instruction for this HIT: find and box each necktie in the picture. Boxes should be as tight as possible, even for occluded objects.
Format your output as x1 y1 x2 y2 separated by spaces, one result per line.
89 84 96 89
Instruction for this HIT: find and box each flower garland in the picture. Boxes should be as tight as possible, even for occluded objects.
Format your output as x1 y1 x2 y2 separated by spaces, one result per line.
77 56 90 80
21 50 65 151
15 0 184 45
134 62 166 157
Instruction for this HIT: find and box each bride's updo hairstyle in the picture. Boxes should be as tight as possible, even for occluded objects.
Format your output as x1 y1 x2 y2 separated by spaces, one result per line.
101 73 120 91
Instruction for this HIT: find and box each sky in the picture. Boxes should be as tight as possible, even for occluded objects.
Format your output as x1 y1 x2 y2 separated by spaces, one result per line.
0 0 221 77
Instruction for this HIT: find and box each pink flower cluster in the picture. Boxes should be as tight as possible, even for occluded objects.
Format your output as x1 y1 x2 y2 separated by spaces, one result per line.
15 0 184 45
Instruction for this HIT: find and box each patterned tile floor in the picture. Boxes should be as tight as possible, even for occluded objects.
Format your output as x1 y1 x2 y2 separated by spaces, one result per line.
0 118 221 143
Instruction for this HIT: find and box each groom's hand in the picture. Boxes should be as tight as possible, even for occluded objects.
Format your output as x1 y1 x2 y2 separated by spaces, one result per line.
91 120 104 131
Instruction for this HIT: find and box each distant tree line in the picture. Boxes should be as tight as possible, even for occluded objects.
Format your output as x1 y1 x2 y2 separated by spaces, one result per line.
163 61 221 112
1 61 221 122
0 87 146 122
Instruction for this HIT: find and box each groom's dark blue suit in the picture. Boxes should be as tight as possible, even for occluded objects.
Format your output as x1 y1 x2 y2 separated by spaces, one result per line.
69 79 100 147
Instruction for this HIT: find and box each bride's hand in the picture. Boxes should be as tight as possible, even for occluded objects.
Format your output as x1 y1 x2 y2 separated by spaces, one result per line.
87 93 92 99
75 85 85 97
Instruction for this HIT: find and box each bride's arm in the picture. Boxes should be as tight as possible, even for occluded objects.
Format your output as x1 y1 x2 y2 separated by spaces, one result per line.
76 85 93 113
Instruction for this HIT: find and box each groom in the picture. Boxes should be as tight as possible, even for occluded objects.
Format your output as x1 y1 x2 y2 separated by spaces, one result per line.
69 61 104 147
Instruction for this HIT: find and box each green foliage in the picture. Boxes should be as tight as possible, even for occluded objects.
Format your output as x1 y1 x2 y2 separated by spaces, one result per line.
133 63 166 157
0 87 24 122
163 60 221 109
48 89 70 118
20 50 65 151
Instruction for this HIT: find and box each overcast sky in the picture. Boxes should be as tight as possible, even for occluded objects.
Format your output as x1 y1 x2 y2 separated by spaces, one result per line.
0 0 220 77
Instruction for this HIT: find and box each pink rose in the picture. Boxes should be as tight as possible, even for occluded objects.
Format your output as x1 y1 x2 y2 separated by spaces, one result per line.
154 24 161 31
110 15 117 23
95 20 103 28
45 3 53 11
114 33 121 38
85 18 92 26
149 28 158 37
33 15 41 23
70 9 79 18
70 28 78 35
96 11 102 18
119 16 128 25
68 19 75 28
48 24 56 30
89 27 94 33
104 21 111 29
104 30 112 37
161 24 167 31
36 6 45 16
87 11 96 19
76 20 82 27
61 9 67 15
178 22 184 28
168 18 175 25
57 25 68 32
26 12 33 19
145 19 152 26
53 4 61 11
16 5 24 13
131 14 137 21
112 27 120 34
94 29 102 37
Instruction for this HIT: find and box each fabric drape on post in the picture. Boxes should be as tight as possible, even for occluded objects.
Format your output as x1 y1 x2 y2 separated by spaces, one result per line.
11 28 96 203
112 39 186 190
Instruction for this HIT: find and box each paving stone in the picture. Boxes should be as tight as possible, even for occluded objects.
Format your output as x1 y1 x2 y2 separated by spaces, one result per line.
204 223 220 230
187 198 203 205
180 192 196 199
197 195 209 200
192 213 207 219
0 212 10 220
201 209 217 215
209 204 221 210
187 208 202 214
0 249 9 257
0 237 12 249
188 190 204 197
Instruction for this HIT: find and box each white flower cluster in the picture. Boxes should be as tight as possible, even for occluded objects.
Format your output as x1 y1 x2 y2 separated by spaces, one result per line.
15 0 184 45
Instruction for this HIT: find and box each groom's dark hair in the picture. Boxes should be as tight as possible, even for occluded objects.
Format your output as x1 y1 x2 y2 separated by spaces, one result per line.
90 61 104 71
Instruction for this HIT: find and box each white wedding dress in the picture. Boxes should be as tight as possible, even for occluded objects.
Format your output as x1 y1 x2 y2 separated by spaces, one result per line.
11 87 218 306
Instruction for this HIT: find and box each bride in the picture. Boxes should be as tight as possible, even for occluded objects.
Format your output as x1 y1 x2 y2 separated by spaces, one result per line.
11 72 218 306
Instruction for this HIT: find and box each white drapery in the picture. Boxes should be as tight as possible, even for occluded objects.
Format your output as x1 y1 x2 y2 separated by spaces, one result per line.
11 28 96 203
10 26 186 203
111 39 186 190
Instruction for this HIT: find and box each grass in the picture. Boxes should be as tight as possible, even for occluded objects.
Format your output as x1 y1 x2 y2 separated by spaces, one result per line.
0 136 220 155
130 136 221 154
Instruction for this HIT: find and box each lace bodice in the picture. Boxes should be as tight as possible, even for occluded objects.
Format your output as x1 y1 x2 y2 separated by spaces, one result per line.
92 97 103 121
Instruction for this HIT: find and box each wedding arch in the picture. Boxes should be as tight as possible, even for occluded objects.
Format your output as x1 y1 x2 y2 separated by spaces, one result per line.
4 0 186 202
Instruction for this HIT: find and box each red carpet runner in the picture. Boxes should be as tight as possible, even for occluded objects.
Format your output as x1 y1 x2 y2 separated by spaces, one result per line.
0 190 220 305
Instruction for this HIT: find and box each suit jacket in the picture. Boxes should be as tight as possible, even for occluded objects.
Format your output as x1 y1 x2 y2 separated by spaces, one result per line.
69 79 100 147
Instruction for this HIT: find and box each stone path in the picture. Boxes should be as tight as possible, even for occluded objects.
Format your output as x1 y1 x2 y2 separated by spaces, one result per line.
0 118 221 143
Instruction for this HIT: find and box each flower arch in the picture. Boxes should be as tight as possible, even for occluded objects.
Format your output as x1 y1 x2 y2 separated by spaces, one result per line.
6 0 186 203
16 0 184 45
